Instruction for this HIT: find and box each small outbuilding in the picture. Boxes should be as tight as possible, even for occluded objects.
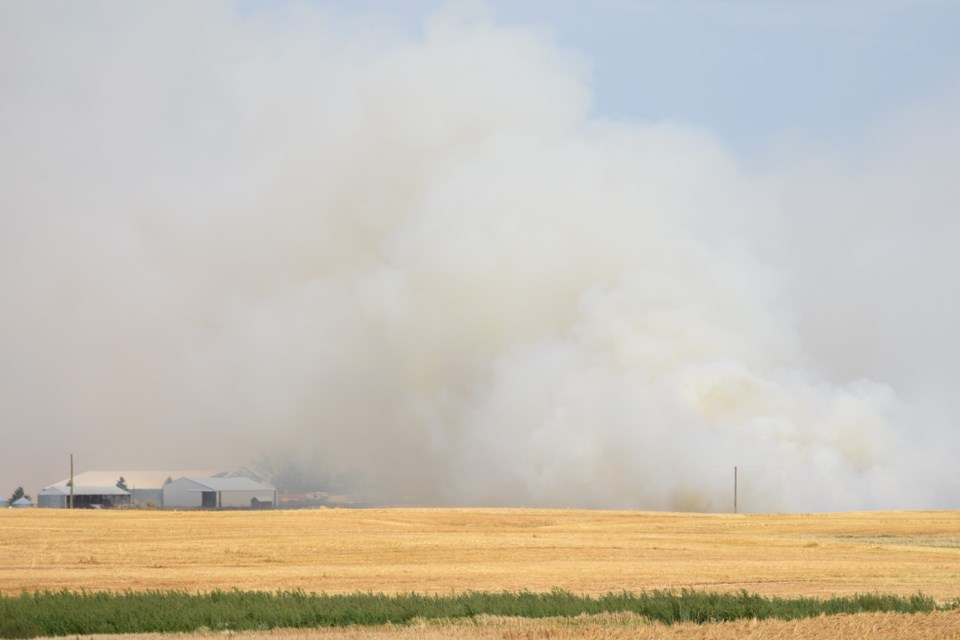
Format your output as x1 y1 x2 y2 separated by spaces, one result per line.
0 497 9 508
37 485 130 509
162 477 277 509
11 497 33 508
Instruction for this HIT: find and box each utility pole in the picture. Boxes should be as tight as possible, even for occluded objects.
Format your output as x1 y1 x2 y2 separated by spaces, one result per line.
70 453 75 509
733 466 738 514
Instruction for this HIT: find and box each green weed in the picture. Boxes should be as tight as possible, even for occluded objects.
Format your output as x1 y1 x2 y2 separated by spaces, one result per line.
0 588 954 638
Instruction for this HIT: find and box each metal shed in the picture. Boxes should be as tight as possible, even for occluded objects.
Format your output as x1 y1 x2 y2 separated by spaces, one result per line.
163 477 277 509
37 485 130 508
42 470 215 507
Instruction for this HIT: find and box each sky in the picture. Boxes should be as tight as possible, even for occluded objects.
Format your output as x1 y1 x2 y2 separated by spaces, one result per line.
1 0 959 511
325 0 960 150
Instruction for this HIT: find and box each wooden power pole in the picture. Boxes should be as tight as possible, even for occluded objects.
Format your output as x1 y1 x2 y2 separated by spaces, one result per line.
734 466 738 514
70 453 74 509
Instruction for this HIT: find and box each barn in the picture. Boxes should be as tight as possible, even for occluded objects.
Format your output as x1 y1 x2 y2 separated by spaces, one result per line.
162 477 277 509
41 470 216 507
37 485 130 509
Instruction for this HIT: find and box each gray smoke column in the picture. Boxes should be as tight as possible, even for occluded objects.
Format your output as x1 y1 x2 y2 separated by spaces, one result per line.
1 2 955 511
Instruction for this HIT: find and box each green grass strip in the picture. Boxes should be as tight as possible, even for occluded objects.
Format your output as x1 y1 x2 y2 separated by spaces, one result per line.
1 588 957 638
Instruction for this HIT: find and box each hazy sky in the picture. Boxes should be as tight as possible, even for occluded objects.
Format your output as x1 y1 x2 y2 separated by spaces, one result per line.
322 0 960 149
2 1 959 511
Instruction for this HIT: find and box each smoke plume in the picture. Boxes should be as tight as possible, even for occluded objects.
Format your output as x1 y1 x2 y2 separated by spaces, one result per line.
1 2 957 511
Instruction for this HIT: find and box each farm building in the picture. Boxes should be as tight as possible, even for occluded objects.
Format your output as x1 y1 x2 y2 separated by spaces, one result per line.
162 477 277 509
41 470 217 507
0 497 9 508
11 497 33 508
37 485 130 509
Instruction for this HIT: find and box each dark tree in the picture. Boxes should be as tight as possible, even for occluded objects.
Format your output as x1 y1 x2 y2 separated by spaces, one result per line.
116 476 129 491
9 486 29 502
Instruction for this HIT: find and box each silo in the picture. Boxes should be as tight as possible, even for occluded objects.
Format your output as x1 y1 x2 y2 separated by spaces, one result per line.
11 497 33 508
37 487 68 508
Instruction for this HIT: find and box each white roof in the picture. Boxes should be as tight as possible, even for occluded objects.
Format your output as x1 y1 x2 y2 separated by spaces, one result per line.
46 470 218 491
181 477 275 492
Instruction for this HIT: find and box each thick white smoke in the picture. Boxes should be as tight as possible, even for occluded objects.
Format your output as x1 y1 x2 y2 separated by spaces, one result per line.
1 2 956 511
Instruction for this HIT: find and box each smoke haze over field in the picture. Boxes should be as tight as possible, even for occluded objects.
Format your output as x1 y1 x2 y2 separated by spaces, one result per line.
1 1 958 511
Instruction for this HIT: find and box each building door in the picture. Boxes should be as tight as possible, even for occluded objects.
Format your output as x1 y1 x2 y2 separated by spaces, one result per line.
201 491 217 508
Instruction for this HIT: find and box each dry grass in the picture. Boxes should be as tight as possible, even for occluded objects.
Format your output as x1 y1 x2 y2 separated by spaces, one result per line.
38 610 960 640
1 508 958 599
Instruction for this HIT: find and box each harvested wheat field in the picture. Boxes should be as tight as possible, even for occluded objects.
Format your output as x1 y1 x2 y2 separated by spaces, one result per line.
37 610 960 640
2 508 958 600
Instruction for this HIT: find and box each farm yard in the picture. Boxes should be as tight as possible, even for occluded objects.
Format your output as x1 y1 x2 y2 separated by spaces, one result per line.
1 508 958 638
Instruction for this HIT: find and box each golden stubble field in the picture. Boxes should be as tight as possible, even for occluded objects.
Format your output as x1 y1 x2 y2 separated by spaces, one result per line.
69 610 960 640
1 508 958 600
